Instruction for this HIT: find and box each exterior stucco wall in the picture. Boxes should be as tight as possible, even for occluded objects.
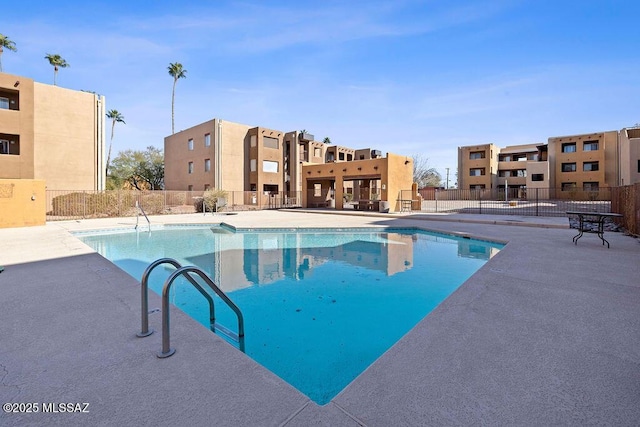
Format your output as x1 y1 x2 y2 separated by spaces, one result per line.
0 179 45 228
619 128 640 186
301 153 412 213
220 120 251 192
457 144 498 190
548 131 618 190
164 120 217 191
0 75 105 191
525 161 550 188
33 83 105 191
0 73 36 180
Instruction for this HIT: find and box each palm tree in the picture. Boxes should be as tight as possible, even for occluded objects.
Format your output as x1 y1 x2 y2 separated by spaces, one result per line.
105 110 126 176
323 137 331 144
167 62 187 134
0 34 17 72
44 54 69 85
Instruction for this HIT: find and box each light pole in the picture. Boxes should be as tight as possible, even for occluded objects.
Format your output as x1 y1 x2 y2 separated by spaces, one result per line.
445 168 450 189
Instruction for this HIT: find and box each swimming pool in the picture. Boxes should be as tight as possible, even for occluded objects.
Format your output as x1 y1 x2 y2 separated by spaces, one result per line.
78 225 502 404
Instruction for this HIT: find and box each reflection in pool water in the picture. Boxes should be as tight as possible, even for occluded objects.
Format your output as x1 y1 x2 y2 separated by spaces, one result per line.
80 226 502 404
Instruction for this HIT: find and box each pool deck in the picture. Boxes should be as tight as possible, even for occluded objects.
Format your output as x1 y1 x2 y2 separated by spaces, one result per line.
1 210 639 426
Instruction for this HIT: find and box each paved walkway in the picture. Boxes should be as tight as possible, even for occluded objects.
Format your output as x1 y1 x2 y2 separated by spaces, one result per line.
1 211 638 426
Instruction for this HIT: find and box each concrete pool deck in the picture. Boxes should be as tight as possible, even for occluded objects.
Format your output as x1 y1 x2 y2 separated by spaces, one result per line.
1 211 639 426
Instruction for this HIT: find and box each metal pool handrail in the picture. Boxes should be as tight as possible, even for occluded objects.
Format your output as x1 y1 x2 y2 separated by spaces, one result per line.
135 200 151 230
157 266 245 358
137 258 214 338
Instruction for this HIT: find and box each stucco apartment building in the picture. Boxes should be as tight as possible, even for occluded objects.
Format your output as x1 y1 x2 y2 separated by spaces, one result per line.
458 129 640 192
164 118 385 195
0 72 107 191
165 120 310 194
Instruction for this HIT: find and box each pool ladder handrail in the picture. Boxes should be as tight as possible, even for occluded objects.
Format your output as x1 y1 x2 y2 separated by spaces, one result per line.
137 258 245 357
138 258 203 337
135 200 151 230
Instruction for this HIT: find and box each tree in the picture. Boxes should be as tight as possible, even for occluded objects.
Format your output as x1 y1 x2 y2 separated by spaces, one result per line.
109 146 164 190
322 137 331 144
44 53 69 85
412 154 442 188
105 110 126 176
0 33 17 72
168 62 187 134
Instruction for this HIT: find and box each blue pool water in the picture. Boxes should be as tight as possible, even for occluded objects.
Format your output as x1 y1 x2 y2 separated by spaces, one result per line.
78 226 502 404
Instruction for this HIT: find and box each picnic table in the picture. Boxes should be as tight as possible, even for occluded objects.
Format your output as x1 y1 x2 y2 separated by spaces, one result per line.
566 211 623 248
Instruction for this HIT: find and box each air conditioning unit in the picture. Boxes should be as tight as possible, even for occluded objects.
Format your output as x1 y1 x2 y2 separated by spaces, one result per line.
371 149 382 158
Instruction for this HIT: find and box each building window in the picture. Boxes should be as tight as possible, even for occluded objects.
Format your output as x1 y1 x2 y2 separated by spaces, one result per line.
314 148 321 157
469 168 485 176
470 151 485 160
516 169 527 177
470 184 485 190
499 171 511 177
583 140 599 151
250 135 257 147
339 152 345 161
561 143 576 153
188 162 194 174
583 161 599 172
561 182 576 191
531 174 544 181
314 183 322 197
263 160 279 173
638 159 640 173
188 139 194 150
0 140 8 154
204 159 211 172
250 159 257 172
0 136 20 155
263 136 279 149
359 154 365 160
188 185 193 191
0 97 9 110
583 182 599 191
204 184 211 191
205 133 211 147
326 152 335 162
562 162 576 172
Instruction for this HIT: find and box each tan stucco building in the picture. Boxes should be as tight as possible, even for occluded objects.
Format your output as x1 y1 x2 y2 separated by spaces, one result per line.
458 128 640 192
457 144 499 190
619 127 640 186
548 131 619 191
0 72 106 191
165 119 413 212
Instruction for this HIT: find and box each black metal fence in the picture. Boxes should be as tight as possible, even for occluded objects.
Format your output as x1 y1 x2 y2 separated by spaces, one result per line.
406 187 612 217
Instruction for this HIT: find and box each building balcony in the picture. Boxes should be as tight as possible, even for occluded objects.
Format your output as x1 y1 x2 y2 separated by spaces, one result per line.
498 160 529 170
497 176 526 186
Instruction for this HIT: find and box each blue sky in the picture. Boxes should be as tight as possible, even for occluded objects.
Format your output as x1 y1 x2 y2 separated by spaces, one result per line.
2 0 639 180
